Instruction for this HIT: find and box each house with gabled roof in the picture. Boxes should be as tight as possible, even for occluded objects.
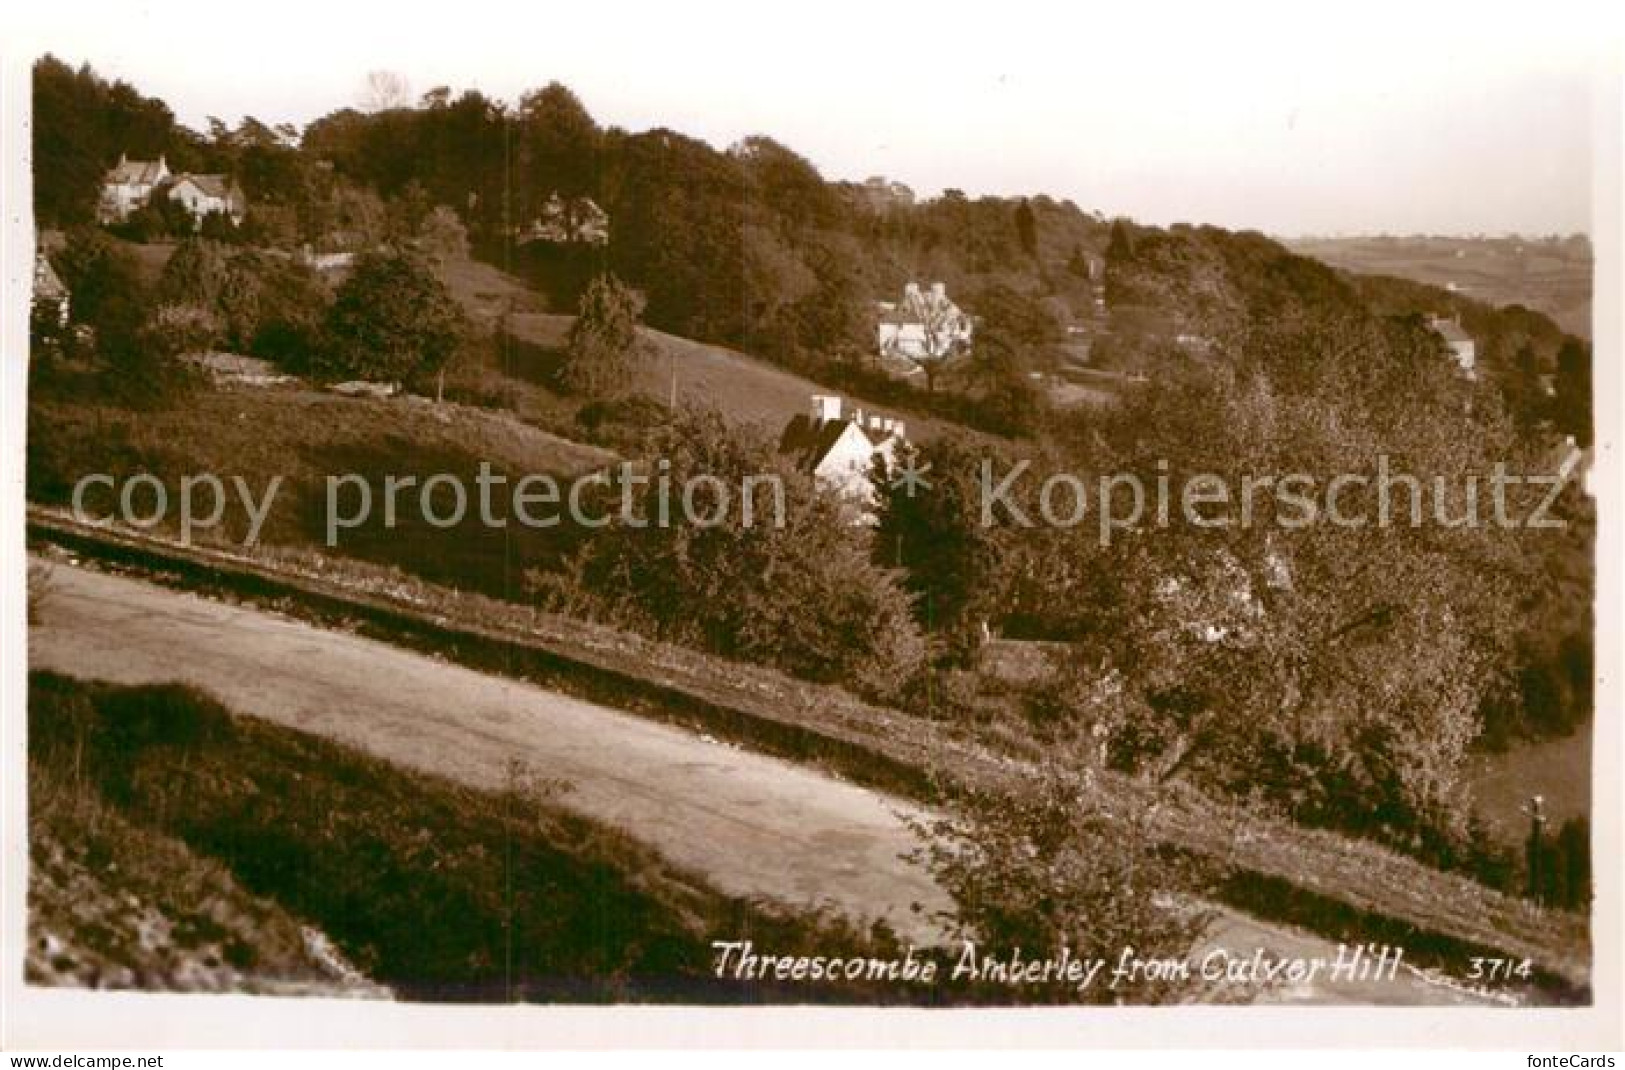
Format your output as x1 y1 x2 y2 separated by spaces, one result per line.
876 281 974 365
517 192 610 246
98 153 248 228
167 173 247 227
779 394 908 520
97 153 171 223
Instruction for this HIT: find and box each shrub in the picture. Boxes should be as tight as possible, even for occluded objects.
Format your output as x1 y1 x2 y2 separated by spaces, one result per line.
319 249 465 385
1527 816 1592 911
218 250 331 365
575 394 669 448
157 238 232 308
909 764 1211 1004
529 407 926 697
413 206 470 264
139 303 224 357
52 227 148 364
558 273 645 398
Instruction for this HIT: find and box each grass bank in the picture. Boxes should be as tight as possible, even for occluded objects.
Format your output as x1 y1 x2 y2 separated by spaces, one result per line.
28 671 918 1003
29 744 382 996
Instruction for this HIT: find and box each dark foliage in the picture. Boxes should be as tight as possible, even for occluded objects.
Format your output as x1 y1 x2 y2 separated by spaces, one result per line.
319 250 466 383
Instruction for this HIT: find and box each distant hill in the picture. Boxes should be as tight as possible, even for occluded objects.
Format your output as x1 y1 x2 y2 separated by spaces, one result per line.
1104 222 1365 344
1099 222 1587 402
1282 235 1592 339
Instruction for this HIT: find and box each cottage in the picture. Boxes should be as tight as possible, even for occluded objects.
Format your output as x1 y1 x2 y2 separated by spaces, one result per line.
876 282 973 363
779 395 908 518
1427 315 1476 379
97 153 171 223
166 173 247 227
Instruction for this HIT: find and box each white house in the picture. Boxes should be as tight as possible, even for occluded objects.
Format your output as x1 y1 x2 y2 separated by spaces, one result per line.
1428 315 1476 379
166 173 247 227
876 282 974 364
97 154 171 223
98 154 247 228
779 395 908 519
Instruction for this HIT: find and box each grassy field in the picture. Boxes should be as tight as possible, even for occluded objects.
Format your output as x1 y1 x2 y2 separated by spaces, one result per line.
28 369 613 599
1283 235 1592 339
441 248 966 443
493 310 955 441
1465 724 1593 847
436 250 548 327
28 671 916 1003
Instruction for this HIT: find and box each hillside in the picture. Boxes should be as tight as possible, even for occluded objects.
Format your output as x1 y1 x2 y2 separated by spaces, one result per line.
27 54 1600 1004
496 310 961 441
1100 222 1588 409
25 516 1594 996
28 368 613 597
34 55 1107 442
30 744 383 996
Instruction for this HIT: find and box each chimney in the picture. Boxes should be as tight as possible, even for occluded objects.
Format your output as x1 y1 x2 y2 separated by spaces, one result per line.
869 414 884 431
892 421 907 440
904 282 921 302
118 152 127 166
851 407 865 429
931 282 946 300
811 394 842 424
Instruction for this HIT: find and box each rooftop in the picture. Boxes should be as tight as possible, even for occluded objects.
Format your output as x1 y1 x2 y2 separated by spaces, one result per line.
1428 315 1473 344
105 155 167 185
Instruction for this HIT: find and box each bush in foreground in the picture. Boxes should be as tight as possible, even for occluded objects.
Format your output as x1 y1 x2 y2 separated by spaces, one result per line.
910 763 1213 1005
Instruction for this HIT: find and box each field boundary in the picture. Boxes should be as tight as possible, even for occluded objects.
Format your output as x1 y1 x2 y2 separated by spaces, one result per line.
24 505 1591 996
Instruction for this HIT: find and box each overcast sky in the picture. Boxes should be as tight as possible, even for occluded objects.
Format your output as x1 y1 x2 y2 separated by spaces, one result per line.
14 0 1615 236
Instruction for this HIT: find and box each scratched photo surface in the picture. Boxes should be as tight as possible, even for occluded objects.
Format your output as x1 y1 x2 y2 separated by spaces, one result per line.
15 0 1600 1013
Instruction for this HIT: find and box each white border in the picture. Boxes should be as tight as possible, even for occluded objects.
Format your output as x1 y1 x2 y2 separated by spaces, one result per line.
1 5 1622 1049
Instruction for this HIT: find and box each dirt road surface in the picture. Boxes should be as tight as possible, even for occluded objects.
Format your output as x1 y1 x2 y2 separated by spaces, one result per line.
28 559 1500 1005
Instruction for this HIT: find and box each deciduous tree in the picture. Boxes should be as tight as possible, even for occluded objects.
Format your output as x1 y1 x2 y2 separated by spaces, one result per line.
320 250 465 388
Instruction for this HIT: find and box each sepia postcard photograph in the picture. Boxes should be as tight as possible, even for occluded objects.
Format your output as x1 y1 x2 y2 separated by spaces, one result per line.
1 0 1622 1055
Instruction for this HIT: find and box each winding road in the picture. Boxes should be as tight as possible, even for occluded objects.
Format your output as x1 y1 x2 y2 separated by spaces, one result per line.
27 556 1497 1005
